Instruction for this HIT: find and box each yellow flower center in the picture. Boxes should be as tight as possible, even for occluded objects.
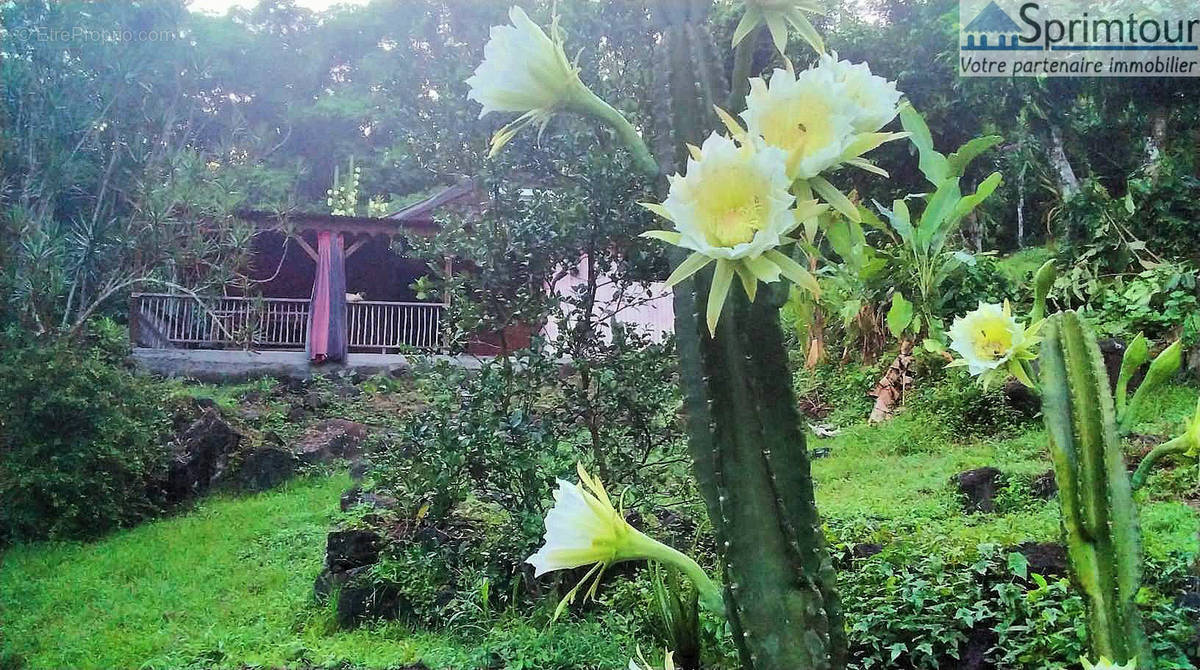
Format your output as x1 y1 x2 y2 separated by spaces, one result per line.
972 321 1014 361
711 200 761 247
694 167 767 248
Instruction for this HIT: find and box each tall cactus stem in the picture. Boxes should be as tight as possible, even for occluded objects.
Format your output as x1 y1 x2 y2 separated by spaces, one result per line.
1039 311 1152 668
652 3 845 668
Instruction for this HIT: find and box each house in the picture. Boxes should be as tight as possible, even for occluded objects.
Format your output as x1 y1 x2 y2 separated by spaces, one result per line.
129 177 675 377
129 180 477 375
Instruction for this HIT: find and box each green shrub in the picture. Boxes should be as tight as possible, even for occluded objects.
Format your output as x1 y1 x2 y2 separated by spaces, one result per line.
355 354 573 625
0 329 172 542
1086 262 1200 343
939 254 1019 320
793 360 886 426
906 366 1038 440
838 543 1198 670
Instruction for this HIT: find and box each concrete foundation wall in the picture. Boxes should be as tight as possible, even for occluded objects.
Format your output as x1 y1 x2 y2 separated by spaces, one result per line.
131 348 486 382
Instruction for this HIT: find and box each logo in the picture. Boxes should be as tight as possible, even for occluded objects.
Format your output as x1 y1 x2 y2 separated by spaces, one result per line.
960 0 1200 76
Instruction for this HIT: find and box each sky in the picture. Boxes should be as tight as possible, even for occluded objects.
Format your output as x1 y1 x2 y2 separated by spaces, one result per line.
187 0 369 15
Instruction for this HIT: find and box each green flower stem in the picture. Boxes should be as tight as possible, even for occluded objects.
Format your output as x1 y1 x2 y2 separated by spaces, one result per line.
626 530 726 616
1130 434 1189 490
569 86 660 177
1018 358 1040 394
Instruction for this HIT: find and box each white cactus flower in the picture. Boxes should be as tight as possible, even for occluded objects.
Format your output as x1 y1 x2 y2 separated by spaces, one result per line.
741 66 857 181
465 6 585 156
639 132 823 335
528 464 725 617
948 302 1024 375
947 301 1042 388
527 464 648 578
816 51 903 133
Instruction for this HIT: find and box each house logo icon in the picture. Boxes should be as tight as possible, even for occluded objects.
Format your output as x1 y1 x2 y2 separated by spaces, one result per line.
961 1 1027 50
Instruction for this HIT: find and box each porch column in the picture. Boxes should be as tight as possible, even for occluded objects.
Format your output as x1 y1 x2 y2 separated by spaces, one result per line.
306 231 348 363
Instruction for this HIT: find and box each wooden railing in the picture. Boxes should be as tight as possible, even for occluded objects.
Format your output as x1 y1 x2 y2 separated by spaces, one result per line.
348 300 444 351
131 293 445 352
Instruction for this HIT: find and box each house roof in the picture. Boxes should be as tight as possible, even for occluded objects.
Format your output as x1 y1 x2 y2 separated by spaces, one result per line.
236 177 480 237
963 1 1020 33
386 177 478 223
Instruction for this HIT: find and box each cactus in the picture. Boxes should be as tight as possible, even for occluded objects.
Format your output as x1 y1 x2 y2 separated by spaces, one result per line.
650 3 845 669
1114 333 1149 418
1030 259 1056 323
1119 339 1182 433
1039 311 1152 668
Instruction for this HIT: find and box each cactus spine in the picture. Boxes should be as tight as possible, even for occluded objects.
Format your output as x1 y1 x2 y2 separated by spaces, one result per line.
1039 311 1151 668
651 3 845 668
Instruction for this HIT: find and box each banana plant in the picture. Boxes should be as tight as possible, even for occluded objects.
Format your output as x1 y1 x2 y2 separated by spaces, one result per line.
873 106 1003 336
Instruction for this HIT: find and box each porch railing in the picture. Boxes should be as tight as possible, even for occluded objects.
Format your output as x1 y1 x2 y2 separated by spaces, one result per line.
131 293 444 352
347 300 444 351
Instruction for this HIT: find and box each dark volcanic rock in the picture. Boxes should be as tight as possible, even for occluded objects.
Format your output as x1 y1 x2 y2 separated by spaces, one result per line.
294 419 370 464
315 524 405 628
234 446 297 492
326 529 383 572
957 624 998 670
851 543 884 560
1011 541 1068 577
313 565 406 627
1002 378 1040 417
333 568 404 627
167 410 241 503
953 467 1005 513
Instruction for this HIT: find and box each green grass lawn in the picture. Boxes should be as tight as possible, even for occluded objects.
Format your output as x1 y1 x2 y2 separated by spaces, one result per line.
0 474 469 669
811 406 1199 560
2 386 1197 669
0 473 637 670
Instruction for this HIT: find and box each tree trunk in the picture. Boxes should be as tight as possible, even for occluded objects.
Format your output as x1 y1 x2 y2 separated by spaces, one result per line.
1047 124 1079 200
868 340 914 423
1143 108 1168 178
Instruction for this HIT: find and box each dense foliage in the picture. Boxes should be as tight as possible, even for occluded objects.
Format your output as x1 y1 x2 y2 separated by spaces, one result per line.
0 323 173 543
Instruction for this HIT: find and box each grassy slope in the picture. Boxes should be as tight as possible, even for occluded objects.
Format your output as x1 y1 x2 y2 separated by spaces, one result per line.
2 385 1196 669
812 382 1199 560
0 474 476 670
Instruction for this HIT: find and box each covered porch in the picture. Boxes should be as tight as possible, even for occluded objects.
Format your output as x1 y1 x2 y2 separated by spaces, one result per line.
129 292 445 353
130 181 480 360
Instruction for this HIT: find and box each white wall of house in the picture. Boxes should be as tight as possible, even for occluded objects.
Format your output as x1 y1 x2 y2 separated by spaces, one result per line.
542 255 674 343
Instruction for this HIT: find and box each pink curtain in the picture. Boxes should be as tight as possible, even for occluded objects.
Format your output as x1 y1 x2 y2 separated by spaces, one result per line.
307 231 348 362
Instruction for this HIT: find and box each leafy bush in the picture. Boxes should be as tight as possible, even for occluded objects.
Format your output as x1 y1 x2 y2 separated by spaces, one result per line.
838 543 1198 670
0 328 172 542
906 366 1038 440
1125 153 1200 255
938 254 1018 320
356 353 574 625
1087 262 1200 343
